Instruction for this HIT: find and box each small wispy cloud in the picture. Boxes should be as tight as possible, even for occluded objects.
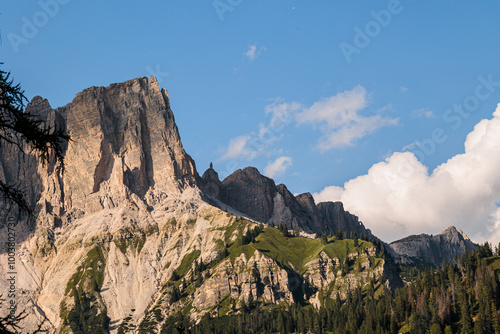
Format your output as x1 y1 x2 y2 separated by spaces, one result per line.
400 86 408 92
265 100 302 130
219 135 254 160
264 156 293 179
296 86 398 151
245 44 266 61
411 108 435 119
219 100 299 162
401 142 417 151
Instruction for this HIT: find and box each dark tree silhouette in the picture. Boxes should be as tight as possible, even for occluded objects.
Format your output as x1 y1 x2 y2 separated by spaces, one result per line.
0 295 49 333
0 64 70 215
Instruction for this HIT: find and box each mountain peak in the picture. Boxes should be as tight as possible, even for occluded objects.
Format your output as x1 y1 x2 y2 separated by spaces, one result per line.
440 226 458 235
390 226 477 266
439 226 472 241
66 76 198 205
220 166 277 223
5 77 201 221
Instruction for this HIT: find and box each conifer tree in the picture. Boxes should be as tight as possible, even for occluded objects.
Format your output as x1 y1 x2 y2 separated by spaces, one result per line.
460 292 473 334
492 301 500 334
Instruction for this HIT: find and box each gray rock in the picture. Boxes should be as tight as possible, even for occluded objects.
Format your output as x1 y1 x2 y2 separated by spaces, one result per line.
204 166 372 237
201 164 222 199
220 167 277 223
389 226 477 266
0 76 202 332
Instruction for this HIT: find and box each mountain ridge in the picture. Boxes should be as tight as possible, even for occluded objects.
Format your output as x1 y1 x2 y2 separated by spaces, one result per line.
0 76 473 332
202 165 372 238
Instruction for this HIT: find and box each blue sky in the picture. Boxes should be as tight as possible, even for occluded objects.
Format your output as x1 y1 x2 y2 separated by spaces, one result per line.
3 1 500 242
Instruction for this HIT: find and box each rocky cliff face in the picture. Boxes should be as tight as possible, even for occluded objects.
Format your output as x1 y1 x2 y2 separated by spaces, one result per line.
0 77 398 333
201 166 371 237
0 77 199 228
61 76 198 210
0 77 202 332
389 226 477 266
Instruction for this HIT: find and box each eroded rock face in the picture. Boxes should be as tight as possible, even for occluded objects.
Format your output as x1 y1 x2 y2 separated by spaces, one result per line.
389 226 477 266
192 251 294 311
317 201 366 236
1 76 199 227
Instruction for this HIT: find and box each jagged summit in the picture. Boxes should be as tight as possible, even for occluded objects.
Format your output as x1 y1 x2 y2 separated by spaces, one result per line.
439 226 472 241
389 226 477 266
440 225 459 235
201 165 372 237
201 162 222 199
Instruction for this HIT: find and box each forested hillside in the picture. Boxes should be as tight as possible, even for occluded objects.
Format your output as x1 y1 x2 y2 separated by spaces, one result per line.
159 242 500 334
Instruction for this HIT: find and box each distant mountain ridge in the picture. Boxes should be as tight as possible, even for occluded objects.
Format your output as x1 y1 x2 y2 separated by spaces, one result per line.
388 226 477 266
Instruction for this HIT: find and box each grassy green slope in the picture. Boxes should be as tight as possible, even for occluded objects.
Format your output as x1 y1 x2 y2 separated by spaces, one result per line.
224 221 378 274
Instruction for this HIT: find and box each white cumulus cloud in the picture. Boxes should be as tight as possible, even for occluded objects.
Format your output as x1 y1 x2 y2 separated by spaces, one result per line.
313 185 344 203
264 156 293 179
296 86 398 150
313 103 500 244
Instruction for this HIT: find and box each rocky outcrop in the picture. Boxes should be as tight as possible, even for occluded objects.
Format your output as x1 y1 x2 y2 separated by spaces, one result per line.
203 166 372 237
201 164 222 200
220 167 277 223
192 251 294 311
389 226 477 266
